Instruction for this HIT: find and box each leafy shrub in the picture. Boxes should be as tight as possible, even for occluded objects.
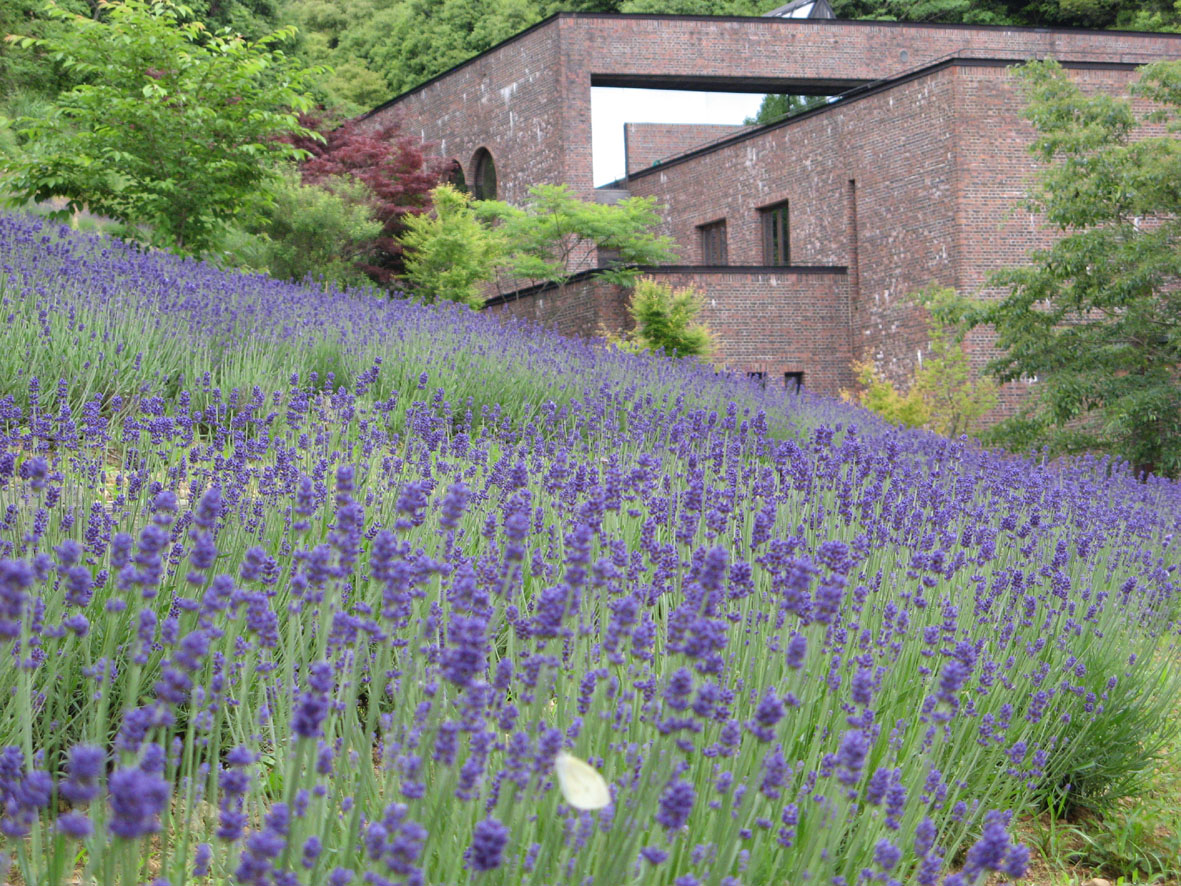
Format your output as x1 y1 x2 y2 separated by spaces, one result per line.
0 0 321 256
473 183 679 297
399 183 504 306
612 276 716 359
220 169 381 291
845 287 997 437
289 112 451 288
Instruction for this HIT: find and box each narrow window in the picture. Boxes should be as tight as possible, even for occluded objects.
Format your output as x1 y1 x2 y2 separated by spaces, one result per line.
447 159 467 193
785 371 804 393
761 201 790 265
698 219 728 265
472 148 497 200
747 371 767 388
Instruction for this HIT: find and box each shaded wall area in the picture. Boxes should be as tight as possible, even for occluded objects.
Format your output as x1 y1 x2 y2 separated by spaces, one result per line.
485 267 852 395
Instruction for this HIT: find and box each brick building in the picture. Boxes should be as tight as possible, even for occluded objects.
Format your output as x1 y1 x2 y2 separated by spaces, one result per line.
360 12 1180 398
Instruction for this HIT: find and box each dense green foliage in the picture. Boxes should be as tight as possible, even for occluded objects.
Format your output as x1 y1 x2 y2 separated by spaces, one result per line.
220 168 383 288
400 183 505 307
966 60 1181 479
621 276 716 359
1 0 322 256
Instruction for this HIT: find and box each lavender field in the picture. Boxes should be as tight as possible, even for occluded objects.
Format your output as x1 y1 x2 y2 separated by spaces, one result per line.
1 211 1179 886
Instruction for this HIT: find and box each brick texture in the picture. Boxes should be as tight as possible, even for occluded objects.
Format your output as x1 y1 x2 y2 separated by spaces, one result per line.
487 269 853 394
624 123 746 176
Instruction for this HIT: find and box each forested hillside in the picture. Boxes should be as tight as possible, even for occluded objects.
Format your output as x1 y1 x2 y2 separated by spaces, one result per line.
3 0 1177 118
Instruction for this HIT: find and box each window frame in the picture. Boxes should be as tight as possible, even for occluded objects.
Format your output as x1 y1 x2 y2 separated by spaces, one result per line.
760 201 790 266
698 218 728 266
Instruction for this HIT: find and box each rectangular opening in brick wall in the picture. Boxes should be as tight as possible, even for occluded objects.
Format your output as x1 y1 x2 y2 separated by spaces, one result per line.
785 372 804 393
699 220 728 265
594 87 765 185
761 201 790 265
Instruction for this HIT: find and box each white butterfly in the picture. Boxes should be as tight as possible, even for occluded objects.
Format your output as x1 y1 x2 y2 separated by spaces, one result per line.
553 751 611 810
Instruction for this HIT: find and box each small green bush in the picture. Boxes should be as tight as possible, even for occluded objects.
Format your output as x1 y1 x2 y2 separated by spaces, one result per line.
617 277 716 360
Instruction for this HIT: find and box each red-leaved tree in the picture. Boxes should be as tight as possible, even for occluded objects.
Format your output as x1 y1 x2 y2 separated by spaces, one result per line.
291 112 451 288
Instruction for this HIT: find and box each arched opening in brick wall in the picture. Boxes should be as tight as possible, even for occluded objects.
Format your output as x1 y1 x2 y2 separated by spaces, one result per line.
471 148 497 200
445 159 467 193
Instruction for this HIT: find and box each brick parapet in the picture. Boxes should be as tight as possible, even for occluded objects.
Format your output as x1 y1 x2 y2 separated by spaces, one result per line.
485 268 853 395
624 123 746 176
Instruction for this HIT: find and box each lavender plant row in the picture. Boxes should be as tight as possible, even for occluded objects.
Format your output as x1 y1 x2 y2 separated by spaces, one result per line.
0 213 757 432
0 214 1179 886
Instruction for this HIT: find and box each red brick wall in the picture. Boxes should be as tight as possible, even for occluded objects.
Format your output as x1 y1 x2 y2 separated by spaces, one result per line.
363 14 1181 202
624 123 746 176
356 23 566 206
625 60 1150 413
626 64 960 387
486 269 853 395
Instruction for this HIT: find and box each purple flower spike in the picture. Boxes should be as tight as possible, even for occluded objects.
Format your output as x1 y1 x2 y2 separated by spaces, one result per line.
468 817 509 871
657 779 695 832
107 766 170 839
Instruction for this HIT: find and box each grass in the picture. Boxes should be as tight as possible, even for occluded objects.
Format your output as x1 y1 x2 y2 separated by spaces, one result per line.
1013 671 1181 885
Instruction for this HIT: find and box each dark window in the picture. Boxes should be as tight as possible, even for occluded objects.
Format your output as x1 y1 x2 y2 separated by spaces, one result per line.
699 219 728 265
472 148 497 200
761 201 790 265
597 247 621 268
747 371 766 388
447 159 467 193
785 371 804 393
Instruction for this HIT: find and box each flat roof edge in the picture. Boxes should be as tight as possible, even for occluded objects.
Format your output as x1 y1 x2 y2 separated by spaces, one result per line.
625 56 1152 180
360 12 1180 122
484 264 848 307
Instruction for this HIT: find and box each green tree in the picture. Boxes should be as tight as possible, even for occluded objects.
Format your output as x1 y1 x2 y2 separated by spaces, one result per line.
610 277 716 359
744 93 827 126
1 0 322 256
844 287 997 436
400 183 505 307
221 168 381 289
475 183 678 299
966 60 1181 478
